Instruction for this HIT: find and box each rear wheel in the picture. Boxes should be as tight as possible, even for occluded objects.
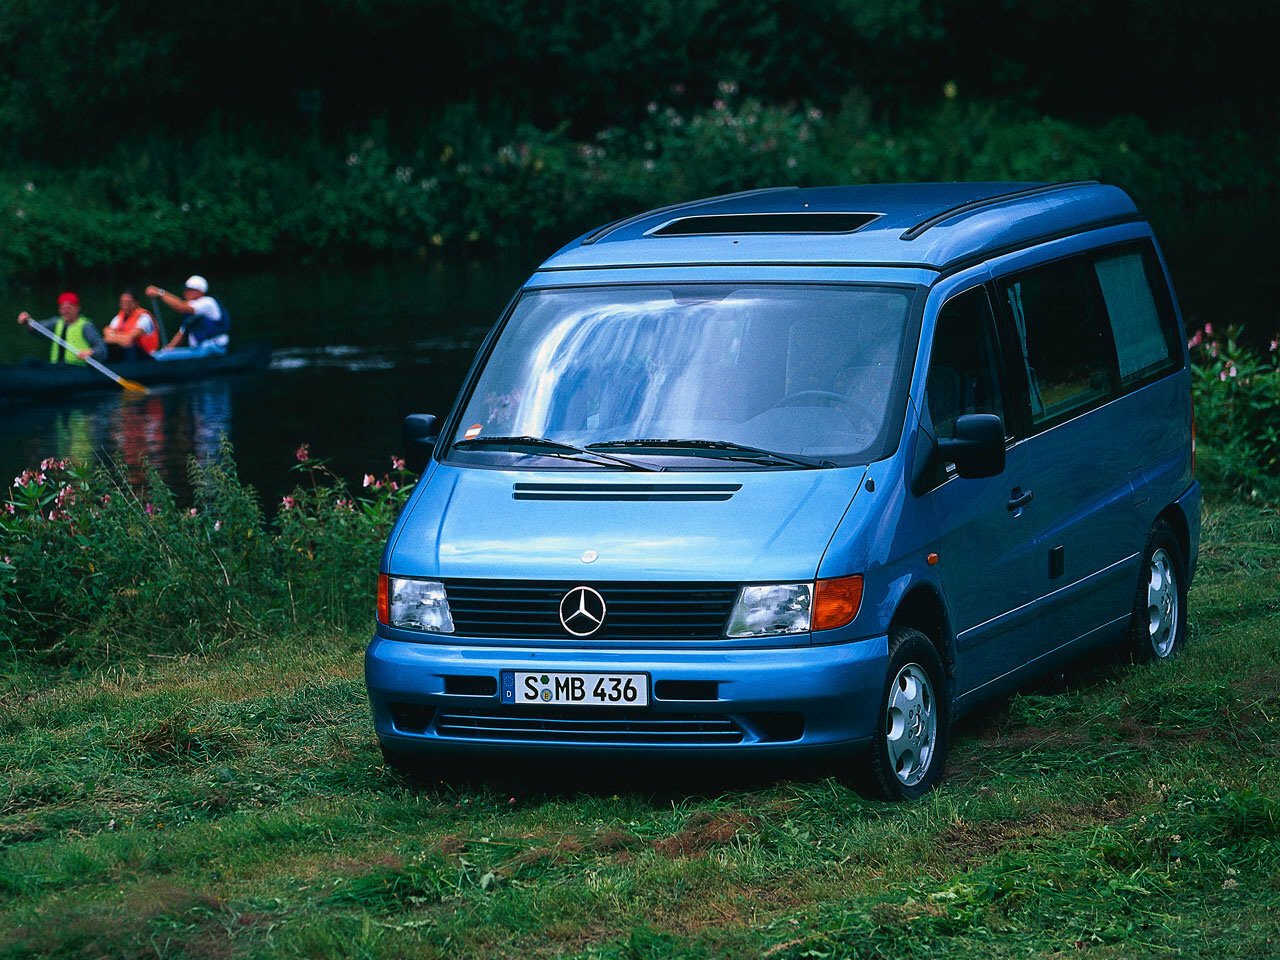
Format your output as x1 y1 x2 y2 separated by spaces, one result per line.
857 627 951 800
1127 520 1188 664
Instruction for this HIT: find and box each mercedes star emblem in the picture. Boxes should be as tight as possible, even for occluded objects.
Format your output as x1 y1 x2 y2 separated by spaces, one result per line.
559 586 607 636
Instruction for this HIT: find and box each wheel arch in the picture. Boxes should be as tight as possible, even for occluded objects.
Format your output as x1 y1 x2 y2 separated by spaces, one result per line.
889 582 956 682
1155 503 1191 573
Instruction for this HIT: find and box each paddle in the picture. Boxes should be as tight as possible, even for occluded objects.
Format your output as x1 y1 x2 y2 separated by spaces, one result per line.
25 320 148 393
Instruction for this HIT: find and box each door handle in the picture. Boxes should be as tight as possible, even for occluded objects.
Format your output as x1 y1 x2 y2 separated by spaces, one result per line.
1007 488 1034 511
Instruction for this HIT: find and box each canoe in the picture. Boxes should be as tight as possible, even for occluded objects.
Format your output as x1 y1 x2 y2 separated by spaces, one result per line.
0 341 272 399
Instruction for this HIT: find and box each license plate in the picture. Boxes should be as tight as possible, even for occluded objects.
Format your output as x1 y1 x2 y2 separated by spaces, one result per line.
501 671 649 707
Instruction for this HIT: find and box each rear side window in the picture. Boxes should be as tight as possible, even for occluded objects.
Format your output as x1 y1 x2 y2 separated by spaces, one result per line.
926 287 1006 440
1000 257 1118 427
1093 244 1181 387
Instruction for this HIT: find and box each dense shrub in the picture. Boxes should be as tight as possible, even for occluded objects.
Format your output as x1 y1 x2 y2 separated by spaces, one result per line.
1 90 1274 278
0 443 411 667
1188 325 1280 500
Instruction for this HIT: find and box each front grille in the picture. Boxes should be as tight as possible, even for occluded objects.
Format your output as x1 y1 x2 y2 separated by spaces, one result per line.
435 708 743 744
444 580 739 641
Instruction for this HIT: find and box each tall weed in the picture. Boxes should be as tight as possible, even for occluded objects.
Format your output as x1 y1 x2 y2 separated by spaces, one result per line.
1188 324 1280 500
0 442 409 667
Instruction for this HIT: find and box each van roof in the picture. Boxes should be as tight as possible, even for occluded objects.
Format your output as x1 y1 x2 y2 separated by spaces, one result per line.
537 181 1141 274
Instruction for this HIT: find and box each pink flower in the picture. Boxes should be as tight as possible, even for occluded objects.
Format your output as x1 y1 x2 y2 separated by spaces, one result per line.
1219 371 1228 381
363 474 375 488
391 456 405 471
1187 331 1202 348
189 507 198 516
144 503 156 516
214 520 222 532
100 494 111 506
4 504 13 515
1270 338 1278 352
1229 365 1238 377
1204 323 1214 335
295 443 309 462
281 496 296 510
390 481 399 491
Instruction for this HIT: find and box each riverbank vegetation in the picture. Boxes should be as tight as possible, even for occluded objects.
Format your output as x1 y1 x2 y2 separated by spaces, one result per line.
0 500 1276 957
2 94 1274 279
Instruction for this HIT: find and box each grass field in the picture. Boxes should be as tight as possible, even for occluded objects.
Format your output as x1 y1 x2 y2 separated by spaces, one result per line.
1 502 1278 959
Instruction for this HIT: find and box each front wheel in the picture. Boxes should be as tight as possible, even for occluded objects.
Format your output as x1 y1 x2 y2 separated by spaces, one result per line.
857 627 951 800
1127 520 1188 664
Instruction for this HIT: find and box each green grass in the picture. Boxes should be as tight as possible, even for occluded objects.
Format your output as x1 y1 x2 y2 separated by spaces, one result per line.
1 502 1278 959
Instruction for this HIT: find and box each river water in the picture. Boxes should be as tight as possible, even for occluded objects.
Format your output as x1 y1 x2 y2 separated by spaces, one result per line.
1 196 1275 507
0 256 538 505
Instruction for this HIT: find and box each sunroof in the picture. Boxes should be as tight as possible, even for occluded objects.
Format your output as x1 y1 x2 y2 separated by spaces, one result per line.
650 212 881 236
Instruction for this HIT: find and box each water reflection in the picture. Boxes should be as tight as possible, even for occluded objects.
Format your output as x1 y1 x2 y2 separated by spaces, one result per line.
4 380 235 490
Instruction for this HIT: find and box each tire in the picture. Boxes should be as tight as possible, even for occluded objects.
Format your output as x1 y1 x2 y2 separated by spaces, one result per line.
1127 520 1188 664
857 627 951 801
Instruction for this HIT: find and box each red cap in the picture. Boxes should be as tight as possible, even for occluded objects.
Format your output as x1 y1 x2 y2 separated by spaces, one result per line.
57 292 79 307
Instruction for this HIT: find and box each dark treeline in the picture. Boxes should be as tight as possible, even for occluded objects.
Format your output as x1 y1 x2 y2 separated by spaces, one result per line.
2 0 1274 161
1 1 1276 279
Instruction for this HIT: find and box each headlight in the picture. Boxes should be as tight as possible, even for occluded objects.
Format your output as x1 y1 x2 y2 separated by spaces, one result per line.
383 576 454 633
726 583 812 637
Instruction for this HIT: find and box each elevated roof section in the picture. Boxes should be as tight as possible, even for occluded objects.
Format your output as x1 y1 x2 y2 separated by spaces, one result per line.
537 182 1142 274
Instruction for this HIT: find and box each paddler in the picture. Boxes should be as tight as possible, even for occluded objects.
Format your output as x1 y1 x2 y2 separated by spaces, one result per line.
16 292 107 365
102 289 159 361
145 275 230 360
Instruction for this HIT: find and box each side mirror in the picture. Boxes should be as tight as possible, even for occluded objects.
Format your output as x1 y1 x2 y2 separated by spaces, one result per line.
403 414 439 474
936 414 1005 479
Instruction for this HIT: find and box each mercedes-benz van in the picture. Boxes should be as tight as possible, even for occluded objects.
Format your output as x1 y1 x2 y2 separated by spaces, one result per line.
367 181 1200 799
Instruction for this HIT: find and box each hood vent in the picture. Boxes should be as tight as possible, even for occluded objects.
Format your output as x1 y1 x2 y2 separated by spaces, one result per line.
513 482 741 502
649 212 881 237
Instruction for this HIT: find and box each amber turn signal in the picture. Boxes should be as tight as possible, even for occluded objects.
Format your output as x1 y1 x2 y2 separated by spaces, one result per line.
377 572 390 624
812 574 864 632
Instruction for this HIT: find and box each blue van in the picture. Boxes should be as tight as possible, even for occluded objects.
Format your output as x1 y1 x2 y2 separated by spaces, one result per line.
367 181 1200 799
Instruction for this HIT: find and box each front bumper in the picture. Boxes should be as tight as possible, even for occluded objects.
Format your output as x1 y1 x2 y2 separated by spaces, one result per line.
365 634 888 757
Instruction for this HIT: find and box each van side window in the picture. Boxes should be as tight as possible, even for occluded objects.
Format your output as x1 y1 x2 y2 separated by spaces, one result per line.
1093 245 1181 386
1001 257 1117 427
926 287 1006 439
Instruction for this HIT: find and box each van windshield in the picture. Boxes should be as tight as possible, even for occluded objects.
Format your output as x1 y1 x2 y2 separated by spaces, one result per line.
448 284 917 469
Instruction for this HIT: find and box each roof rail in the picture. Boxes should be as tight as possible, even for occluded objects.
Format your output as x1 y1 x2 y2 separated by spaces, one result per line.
580 186 799 245
899 180 1099 241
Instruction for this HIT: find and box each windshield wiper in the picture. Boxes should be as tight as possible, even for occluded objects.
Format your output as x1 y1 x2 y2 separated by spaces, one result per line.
588 438 834 469
452 435 662 472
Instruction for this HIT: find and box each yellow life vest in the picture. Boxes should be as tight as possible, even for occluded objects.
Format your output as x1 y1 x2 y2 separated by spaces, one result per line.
49 317 92 365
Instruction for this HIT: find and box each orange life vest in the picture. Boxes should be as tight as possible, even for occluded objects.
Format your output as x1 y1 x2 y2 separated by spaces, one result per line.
115 308 159 354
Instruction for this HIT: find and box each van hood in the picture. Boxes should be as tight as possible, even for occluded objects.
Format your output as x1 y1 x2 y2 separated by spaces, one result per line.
388 463 865 582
